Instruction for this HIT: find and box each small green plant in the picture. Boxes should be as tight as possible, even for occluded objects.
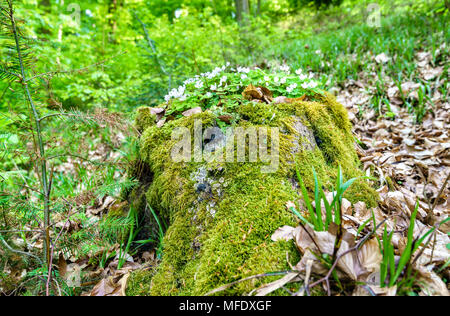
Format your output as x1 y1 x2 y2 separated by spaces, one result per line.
290 164 372 232
117 207 139 270
378 202 435 289
134 204 165 259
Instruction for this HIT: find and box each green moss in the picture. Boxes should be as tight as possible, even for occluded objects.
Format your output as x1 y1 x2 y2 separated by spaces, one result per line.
135 106 157 133
106 200 129 218
127 93 378 296
385 176 396 191
126 269 154 296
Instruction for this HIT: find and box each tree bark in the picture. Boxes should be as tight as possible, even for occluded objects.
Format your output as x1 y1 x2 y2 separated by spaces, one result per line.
235 0 250 23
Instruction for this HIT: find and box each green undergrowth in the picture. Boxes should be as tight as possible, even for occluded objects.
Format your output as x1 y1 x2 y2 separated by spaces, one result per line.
126 88 378 295
275 10 448 121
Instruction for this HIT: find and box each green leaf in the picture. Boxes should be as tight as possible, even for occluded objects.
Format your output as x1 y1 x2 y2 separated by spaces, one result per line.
289 206 314 228
295 162 317 227
356 217 372 238
391 201 419 286
321 189 332 230
313 168 323 231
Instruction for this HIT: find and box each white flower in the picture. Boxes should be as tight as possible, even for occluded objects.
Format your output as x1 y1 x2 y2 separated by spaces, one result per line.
309 81 318 89
165 85 187 101
167 85 186 99
210 83 218 91
286 83 297 93
299 74 307 81
195 81 204 89
301 81 318 89
203 67 223 79
241 74 247 80
280 65 290 72
309 73 314 79
237 66 250 73
205 92 213 98
184 78 196 85
264 76 270 82
220 76 227 83
295 68 303 75
274 76 279 83
280 77 287 84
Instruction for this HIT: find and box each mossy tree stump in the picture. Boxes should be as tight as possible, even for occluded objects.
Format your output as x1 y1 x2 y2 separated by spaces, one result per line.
126 93 377 296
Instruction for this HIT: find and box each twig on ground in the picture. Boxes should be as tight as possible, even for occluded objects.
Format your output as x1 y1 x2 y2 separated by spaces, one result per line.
426 172 450 223
205 270 295 296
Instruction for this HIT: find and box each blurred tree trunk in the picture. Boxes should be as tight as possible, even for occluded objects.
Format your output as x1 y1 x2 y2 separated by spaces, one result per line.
108 0 118 36
39 0 50 6
235 0 242 22
257 0 261 16
108 0 125 42
235 0 250 23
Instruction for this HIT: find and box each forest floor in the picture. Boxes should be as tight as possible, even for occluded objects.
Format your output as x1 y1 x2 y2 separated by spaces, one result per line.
81 47 449 296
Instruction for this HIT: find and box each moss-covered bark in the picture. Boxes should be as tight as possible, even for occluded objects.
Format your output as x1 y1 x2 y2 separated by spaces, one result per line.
126 93 378 296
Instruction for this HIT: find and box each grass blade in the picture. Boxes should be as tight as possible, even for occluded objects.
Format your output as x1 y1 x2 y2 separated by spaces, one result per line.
313 168 323 231
296 163 317 228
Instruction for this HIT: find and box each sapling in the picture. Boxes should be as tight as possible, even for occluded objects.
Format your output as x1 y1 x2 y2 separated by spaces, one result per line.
0 0 136 294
